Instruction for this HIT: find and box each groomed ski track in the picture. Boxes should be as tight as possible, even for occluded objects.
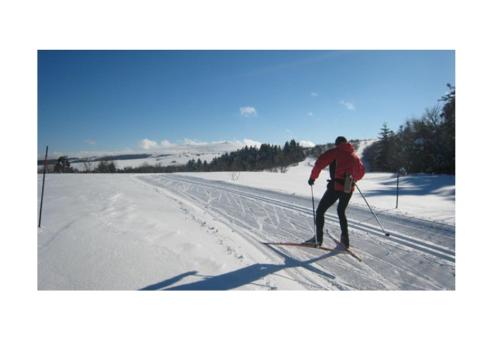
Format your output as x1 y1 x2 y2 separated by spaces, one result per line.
137 174 455 290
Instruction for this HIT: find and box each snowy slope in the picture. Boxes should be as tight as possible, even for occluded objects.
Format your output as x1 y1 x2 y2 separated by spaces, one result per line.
178 158 455 225
355 138 375 159
53 140 261 172
142 174 454 290
38 164 455 290
69 151 223 171
38 174 306 290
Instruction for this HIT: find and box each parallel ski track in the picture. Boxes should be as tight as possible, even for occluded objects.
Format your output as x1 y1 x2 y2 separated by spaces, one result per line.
156 175 455 263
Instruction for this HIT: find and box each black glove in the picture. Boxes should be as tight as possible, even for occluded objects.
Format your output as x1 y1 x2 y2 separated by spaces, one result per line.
308 178 314 186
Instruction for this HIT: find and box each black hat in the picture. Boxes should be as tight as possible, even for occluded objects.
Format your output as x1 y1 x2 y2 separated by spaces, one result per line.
335 136 347 145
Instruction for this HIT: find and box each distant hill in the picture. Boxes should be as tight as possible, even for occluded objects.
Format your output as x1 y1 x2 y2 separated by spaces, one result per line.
37 140 261 172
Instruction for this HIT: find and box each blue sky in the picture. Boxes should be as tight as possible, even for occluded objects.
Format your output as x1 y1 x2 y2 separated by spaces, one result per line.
38 50 454 156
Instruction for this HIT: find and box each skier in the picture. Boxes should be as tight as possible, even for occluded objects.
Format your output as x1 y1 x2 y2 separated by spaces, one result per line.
306 136 365 248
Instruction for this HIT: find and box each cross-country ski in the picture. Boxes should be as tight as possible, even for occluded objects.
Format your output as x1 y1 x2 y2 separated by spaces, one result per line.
263 240 362 262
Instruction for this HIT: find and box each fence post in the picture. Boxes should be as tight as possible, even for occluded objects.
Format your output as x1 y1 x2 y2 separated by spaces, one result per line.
396 171 400 209
38 145 48 228
396 167 407 209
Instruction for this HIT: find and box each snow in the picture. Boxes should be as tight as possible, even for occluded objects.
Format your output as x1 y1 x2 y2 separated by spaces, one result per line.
178 157 455 225
69 151 222 171
38 159 455 290
68 139 455 226
38 174 304 290
57 139 261 172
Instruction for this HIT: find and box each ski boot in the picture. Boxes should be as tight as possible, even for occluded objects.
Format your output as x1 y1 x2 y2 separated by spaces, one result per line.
340 233 350 249
303 235 322 247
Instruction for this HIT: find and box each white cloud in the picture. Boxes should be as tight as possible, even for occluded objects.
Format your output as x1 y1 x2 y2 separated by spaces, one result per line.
140 139 159 150
84 139 96 145
339 100 356 111
310 92 319 97
299 140 316 147
160 139 174 147
240 106 257 117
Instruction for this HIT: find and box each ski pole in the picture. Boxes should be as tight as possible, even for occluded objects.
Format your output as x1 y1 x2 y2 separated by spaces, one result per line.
310 185 317 244
355 183 390 236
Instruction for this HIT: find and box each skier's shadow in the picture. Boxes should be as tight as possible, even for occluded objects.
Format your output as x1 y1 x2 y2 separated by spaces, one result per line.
139 245 341 290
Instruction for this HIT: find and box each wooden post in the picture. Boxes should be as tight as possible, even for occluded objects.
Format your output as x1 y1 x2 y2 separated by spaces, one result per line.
396 171 400 209
38 146 48 228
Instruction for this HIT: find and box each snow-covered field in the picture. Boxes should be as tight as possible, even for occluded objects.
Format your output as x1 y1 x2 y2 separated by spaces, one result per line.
62 139 261 172
38 160 455 290
179 158 455 225
38 174 305 290
69 151 223 171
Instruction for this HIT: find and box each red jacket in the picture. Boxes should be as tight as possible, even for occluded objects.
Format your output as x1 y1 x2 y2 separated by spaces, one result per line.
309 143 365 192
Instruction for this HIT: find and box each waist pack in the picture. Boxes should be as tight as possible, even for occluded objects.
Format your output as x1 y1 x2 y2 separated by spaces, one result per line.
331 173 354 194
343 173 353 193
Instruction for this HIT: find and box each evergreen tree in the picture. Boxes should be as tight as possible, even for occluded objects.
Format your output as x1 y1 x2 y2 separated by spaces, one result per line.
363 85 455 174
439 84 455 173
374 123 395 171
200 139 306 172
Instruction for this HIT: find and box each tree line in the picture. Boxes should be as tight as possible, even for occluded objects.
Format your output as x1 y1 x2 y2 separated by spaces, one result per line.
39 139 309 174
183 139 305 172
363 85 455 174
118 139 307 173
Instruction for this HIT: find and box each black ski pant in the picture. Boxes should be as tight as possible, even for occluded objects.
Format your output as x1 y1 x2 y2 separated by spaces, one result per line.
315 188 352 242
